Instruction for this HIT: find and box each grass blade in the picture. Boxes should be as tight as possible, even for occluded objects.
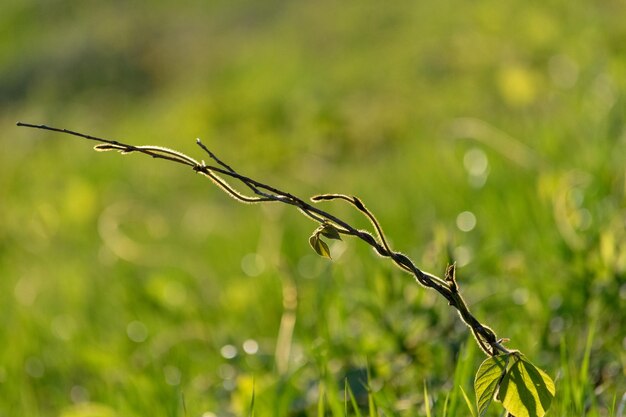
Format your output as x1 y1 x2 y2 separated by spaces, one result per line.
460 386 477 417
424 381 432 417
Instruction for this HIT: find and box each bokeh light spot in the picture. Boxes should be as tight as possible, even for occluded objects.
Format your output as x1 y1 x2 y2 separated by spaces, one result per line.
463 148 489 176
550 317 564 333
453 246 472 267
548 295 562 310
297 254 324 279
241 253 266 277
163 280 187 308
243 339 259 355
512 287 529 305
219 364 236 380
164 365 182 386
456 211 476 232
51 315 77 341
497 65 538 107
70 385 90 403
220 344 238 359
126 321 148 343
25 357 45 378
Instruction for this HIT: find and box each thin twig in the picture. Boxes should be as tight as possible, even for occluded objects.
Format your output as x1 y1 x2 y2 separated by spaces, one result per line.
17 121 512 357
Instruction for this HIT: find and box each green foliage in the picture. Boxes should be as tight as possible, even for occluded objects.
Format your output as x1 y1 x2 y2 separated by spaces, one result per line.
475 354 555 417
20 121 562 417
2 0 626 415
496 356 555 417
309 234 332 259
309 223 342 259
318 223 342 241
475 355 508 416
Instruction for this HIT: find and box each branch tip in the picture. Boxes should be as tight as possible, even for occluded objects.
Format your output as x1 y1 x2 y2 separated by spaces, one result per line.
352 197 366 211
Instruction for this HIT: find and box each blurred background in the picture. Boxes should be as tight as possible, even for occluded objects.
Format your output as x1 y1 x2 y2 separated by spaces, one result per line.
2 0 625 415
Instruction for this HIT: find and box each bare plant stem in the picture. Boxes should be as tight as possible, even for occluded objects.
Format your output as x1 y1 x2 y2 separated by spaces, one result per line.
17 121 513 357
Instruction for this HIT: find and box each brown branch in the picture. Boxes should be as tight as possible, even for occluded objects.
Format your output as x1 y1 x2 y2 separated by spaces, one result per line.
17 121 512 357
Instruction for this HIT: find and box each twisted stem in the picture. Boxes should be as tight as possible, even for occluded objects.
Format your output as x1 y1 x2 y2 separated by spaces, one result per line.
17 121 512 357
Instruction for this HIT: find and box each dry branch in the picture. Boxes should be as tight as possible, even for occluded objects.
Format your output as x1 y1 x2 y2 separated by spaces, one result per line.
17 121 512 357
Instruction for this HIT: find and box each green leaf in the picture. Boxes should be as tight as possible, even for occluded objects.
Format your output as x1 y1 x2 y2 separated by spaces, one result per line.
309 234 331 259
319 223 342 240
474 355 509 416
496 356 555 417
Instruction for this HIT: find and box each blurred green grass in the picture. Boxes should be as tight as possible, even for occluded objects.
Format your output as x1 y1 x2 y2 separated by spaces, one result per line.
2 0 625 415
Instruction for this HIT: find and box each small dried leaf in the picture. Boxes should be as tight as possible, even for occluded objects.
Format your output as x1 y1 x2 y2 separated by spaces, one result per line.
445 263 456 282
309 234 331 259
352 197 366 211
319 223 342 240
93 144 118 152
94 144 131 154
311 194 333 201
